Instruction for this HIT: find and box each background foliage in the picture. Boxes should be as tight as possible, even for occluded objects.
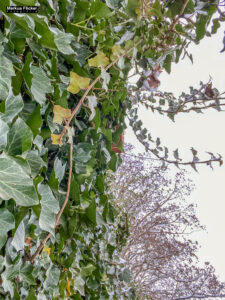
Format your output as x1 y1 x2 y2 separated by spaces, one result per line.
0 0 225 299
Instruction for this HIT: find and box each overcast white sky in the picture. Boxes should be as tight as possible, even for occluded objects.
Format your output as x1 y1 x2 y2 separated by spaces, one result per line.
125 25 225 281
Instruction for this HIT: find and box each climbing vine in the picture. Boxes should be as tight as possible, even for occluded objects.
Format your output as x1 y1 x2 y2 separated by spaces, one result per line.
0 0 224 299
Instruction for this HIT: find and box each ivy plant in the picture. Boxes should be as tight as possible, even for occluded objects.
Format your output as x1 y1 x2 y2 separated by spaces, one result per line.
0 0 224 299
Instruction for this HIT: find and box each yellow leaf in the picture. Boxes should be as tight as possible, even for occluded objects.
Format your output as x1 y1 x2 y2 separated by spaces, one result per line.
53 105 71 125
43 245 51 256
67 72 91 94
112 45 124 56
88 51 109 68
66 279 71 296
51 133 62 145
111 45 125 60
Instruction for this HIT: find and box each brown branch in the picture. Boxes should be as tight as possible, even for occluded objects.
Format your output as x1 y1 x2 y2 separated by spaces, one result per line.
58 61 117 144
140 98 225 114
30 139 73 263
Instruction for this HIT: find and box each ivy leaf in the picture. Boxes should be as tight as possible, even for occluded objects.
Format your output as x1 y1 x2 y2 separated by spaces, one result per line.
74 275 85 296
51 134 62 145
20 263 35 285
0 44 15 100
173 149 181 161
87 95 97 121
117 31 135 45
80 264 96 278
25 288 37 300
54 157 66 183
0 92 24 124
11 220 25 251
74 143 93 163
211 18 220 34
1 261 21 298
111 44 124 59
22 51 33 88
30 65 53 105
50 28 74 55
88 51 109 68
86 199 96 224
43 265 60 295
0 157 39 206
101 68 110 91
66 279 71 296
37 292 47 300
53 105 71 125
96 175 104 193
125 0 139 19
0 119 9 151
196 15 208 42
0 208 15 250
7 117 33 156
26 104 43 137
43 245 51 256
38 183 60 236
67 71 90 94
105 0 122 9
26 150 47 177
90 0 111 18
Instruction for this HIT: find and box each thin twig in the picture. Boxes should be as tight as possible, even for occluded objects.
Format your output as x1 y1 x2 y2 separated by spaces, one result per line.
30 140 73 263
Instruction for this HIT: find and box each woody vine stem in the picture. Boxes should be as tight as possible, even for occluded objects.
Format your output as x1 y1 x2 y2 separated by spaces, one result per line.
30 0 191 262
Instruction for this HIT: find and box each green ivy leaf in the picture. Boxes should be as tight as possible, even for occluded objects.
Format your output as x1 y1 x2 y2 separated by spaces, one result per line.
51 28 74 55
96 175 104 193
90 0 111 18
0 45 15 100
11 220 25 251
74 275 85 296
26 104 43 137
54 157 66 183
0 157 39 206
30 65 53 105
43 265 60 295
1 261 21 298
74 143 93 163
125 0 139 19
0 92 24 124
0 208 15 250
105 0 122 9
211 18 220 34
38 184 60 236
86 199 96 224
26 150 47 177
7 117 33 156
0 119 9 151
80 264 96 278
25 288 37 300
196 14 208 42
20 263 35 285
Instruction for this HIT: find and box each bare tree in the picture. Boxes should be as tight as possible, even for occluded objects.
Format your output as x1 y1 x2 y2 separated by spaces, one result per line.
108 144 225 300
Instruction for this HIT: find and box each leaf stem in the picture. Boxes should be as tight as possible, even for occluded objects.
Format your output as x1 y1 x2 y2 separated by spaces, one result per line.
13 65 22 72
70 22 95 31
74 15 95 25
